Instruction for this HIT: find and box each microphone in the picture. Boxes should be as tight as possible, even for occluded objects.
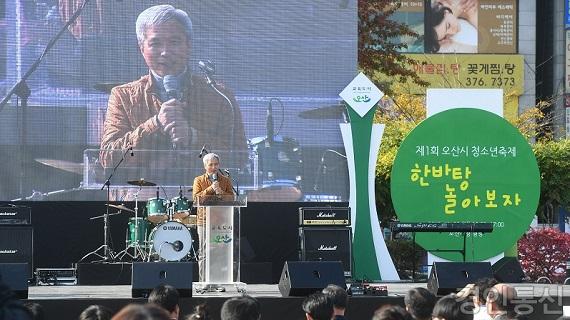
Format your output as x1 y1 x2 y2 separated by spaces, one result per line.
266 100 274 144
198 60 216 85
129 146 134 157
163 75 182 150
163 75 181 100
212 173 218 181
198 144 207 158
156 186 160 199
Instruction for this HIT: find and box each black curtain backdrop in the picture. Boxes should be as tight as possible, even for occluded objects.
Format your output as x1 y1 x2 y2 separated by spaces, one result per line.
2 201 349 282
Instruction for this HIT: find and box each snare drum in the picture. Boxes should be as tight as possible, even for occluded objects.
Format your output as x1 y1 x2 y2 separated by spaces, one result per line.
171 196 190 220
148 221 192 261
146 197 167 224
127 217 149 248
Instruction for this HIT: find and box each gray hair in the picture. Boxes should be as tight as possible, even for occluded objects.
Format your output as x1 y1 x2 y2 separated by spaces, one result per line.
136 5 193 46
202 153 220 166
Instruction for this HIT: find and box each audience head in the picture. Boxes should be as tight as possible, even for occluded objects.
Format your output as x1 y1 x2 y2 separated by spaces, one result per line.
473 277 498 306
404 287 436 320
111 304 170 320
147 284 180 319
486 283 517 318
372 305 411 320
322 284 348 315
184 304 211 320
220 295 261 320
432 294 473 320
0 281 32 320
79 305 113 320
23 302 45 320
301 293 333 320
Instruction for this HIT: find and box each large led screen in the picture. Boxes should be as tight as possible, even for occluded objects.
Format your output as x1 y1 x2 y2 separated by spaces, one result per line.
0 1 356 202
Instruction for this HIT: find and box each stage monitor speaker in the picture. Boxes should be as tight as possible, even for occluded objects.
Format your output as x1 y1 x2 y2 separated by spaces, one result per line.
492 257 525 283
299 227 352 277
0 226 33 278
132 262 193 298
0 263 29 299
278 261 346 297
428 262 493 296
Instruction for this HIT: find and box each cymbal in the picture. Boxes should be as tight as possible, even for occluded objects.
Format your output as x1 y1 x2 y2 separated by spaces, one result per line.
106 203 134 213
127 179 156 187
298 104 346 120
35 158 83 175
93 82 123 94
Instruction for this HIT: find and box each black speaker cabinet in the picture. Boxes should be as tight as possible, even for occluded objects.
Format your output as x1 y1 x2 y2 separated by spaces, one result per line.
0 226 33 278
278 261 346 297
0 263 29 299
492 257 525 283
428 262 493 296
132 262 193 298
299 227 352 277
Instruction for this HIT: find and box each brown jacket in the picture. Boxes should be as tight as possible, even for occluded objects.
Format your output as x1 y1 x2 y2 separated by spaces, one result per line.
99 72 247 167
192 173 234 225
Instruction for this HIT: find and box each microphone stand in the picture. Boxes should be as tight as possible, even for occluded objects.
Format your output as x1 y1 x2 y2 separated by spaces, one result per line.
200 60 236 152
0 0 92 198
79 146 132 263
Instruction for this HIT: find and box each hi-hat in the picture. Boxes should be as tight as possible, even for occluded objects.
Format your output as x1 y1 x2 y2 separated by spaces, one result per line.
106 203 134 213
127 179 156 187
35 158 83 175
298 104 346 120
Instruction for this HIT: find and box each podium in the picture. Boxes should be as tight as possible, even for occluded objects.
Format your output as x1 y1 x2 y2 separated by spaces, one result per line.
193 195 247 293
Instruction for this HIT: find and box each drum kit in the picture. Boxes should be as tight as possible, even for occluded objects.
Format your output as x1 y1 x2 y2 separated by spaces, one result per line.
114 179 197 262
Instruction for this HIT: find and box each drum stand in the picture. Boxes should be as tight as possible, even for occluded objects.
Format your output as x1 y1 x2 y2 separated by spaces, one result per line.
116 188 148 261
79 146 136 263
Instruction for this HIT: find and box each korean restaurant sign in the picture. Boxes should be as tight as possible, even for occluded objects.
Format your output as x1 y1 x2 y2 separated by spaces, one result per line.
401 54 524 120
393 0 517 53
390 108 539 261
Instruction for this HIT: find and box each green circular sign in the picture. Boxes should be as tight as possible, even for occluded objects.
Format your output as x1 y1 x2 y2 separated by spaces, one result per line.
391 108 540 261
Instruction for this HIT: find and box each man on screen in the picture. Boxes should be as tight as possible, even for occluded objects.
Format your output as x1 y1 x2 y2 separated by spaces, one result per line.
192 153 234 282
100 4 247 166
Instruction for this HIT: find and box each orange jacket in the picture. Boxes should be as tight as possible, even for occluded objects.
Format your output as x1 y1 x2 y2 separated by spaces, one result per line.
192 173 234 225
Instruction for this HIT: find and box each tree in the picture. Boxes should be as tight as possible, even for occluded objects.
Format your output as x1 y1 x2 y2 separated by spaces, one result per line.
358 0 428 95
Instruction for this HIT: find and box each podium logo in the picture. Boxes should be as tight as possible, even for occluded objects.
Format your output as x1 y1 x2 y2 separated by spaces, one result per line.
212 235 232 244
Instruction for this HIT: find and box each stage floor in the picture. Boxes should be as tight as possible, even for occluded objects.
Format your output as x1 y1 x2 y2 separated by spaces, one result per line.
21 283 570 320
26 282 570 299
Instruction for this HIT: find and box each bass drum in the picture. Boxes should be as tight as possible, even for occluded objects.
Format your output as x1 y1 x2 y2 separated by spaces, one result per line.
148 221 192 261
248 135 303 202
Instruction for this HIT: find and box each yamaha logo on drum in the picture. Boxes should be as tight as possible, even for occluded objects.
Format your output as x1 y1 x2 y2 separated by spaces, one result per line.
0 250 17 254
317 245 337 251
162 225 183 231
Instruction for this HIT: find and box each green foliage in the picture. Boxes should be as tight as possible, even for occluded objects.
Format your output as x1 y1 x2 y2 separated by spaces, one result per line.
358 0 428 95
533 138 570 220
386 238 425 280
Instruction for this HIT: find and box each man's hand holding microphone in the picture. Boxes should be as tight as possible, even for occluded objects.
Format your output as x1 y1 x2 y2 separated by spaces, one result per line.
156 98 190 149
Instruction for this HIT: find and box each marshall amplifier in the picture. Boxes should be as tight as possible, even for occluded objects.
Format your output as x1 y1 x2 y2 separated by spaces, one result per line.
0 206 31 225
0 226 33 278
299 207 350 226
299 227 352 277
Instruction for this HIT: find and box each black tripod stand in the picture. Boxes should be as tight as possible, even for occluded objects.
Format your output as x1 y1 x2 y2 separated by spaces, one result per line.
80 147 133 263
